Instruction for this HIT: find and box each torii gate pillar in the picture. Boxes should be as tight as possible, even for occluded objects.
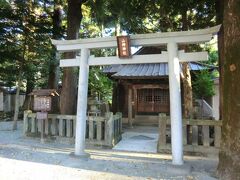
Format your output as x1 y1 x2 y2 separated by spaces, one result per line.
168 42 183 165
75 48 90 156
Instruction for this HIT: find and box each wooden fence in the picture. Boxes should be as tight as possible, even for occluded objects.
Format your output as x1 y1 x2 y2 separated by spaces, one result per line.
23 110 122 147
158 113 222 154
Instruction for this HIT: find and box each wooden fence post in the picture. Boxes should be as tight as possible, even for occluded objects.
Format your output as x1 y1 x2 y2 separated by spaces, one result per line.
182 120 187 145
97 121 102 141
214 125 221 147
51 117 57 135
158 113 167 152
202 125 210 146
192 125 198 146
31 114 37 134
59 118 65 137
89 117 94 140
23 110 32 134
66 119 73 137
45 118 49 136
105 112 114 146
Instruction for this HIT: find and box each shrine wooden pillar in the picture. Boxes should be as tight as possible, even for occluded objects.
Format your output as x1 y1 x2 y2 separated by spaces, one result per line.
128 86 133 127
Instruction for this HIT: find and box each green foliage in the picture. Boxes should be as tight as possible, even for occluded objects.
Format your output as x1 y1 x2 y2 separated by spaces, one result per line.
89 67 112 102
0 0 62 89
208 50 218 65
193 70 215 99
0 0 218 104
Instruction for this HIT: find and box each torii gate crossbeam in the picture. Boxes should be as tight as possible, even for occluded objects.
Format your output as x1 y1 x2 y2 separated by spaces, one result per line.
52 25 220 165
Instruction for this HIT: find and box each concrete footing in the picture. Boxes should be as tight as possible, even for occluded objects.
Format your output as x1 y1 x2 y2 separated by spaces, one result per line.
70 152 90 160
165 163 192 175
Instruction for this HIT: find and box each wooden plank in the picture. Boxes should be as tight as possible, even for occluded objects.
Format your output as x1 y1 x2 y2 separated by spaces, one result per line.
66 119 73 137
184 119 222 126
55 114 76 119
192 125 198 146
97 121 102 141
184 145 219 154
214 126 221 147
202 125 210 146
161 116 222 127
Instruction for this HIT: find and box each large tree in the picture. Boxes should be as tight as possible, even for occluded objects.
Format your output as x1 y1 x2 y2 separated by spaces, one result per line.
217 0 240 179
60 0 87 115
0 0 56 128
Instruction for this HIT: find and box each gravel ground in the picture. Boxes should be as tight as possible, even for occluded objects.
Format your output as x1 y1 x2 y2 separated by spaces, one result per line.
0 121 219 180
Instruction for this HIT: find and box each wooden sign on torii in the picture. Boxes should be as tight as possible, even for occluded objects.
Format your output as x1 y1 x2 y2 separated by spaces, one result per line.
52 25 220 165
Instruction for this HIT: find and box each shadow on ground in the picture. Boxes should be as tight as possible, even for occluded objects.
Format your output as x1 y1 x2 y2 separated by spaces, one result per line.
0 121 218 180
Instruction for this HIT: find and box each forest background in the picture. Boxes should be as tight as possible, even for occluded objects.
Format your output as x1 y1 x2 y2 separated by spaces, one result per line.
0 0 239 179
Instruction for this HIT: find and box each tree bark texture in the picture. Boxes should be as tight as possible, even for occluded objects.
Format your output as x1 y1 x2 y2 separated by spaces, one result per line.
217 0 240 179
48 3 63 113
181 10 193 118
216 0 224 120
22 77 34 110
181 62 193 118
60 0 85 115
12 78 22 130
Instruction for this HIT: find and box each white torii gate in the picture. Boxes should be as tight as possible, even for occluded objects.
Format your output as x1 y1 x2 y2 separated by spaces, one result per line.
52 25 220 165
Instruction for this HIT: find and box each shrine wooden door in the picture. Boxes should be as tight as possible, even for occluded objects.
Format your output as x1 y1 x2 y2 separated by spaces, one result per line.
137 88 170 114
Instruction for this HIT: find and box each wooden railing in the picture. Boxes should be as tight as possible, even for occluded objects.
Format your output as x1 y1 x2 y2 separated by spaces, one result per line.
23 110 122 147
157 113 222 154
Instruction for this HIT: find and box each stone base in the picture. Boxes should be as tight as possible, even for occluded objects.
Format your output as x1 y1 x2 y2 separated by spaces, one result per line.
165 163 192 175
69 152 90 160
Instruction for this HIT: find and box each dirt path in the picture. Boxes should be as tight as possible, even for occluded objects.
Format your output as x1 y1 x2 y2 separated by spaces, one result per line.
0 121 218 180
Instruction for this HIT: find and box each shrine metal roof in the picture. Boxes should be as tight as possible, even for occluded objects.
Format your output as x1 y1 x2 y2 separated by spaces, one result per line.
102 47 216 79
103 62 214 79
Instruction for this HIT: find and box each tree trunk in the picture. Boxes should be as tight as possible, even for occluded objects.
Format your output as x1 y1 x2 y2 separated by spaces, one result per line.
48 4 62 90
217 0 240 179
182 62 193 118
60 0 85 115
47 3 63 113
216 0 224 120
22 77 34 110
12 78 22 130
181 10 193 119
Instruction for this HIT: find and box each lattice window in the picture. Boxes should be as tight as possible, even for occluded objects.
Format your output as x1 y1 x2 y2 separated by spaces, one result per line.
154 89 169 104
137 88 170 113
